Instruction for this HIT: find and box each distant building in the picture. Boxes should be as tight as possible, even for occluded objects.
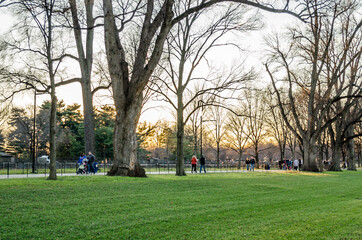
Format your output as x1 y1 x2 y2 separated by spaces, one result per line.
0 152 15 163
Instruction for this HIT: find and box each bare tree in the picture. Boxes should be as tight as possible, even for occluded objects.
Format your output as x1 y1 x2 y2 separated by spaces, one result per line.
326 7 362 171
0 0 87 179
244 90 267 168
150 2 256 175
264 88 289 162
224 108 249 169
265 0 362 171
102 0 305 176
67 0 113 154
67 0 96 154
206 100 229 167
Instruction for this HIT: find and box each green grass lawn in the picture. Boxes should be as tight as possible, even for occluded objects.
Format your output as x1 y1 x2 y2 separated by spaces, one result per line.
0 171 361 239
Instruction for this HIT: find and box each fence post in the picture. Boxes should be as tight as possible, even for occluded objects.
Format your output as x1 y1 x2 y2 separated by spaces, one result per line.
7 162 9 178
27 163 29 177
44 163 47 177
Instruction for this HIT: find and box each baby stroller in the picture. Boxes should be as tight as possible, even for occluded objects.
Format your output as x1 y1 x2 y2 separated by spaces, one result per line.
77 163 87 174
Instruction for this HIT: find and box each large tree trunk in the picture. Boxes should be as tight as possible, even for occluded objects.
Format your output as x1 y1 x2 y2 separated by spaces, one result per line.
216 141 220 168
318 135 324 171
330 140 342 171
107 96 146 177
346 125 356 171
176 94 186 176
279 141 285 162
238 151 242 169
325 138 329 162
255 142 259 169
302 137 319 172
47 8 57 180
103 0 174 177
103 0 147 177
329 123 342 171
48 82 57 180
82 77 95 153
69 0 95 154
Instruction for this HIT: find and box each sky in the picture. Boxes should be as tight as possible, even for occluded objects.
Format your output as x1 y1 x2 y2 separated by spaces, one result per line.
0 6 296 123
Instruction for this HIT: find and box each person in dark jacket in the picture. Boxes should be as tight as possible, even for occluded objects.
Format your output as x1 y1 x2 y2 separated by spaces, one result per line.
246 159 250 171
199 155 206 173
250 158 255 171
87 152 96 174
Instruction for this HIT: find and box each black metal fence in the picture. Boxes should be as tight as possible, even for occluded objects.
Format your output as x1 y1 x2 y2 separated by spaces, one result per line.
0 161 284 178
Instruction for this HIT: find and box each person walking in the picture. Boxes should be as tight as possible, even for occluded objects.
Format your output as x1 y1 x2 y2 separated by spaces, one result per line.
250 158 255 171
199 155 206 173
191 155 197 173
246 159 250 171
293 159 299 171
298 159 303 171
87 152 96 174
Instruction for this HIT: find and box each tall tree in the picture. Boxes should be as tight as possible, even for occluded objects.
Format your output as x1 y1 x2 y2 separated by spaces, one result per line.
244 90 267 168
265 88 288 162
265 0 362 171
224 109 249 169
0 0 86 179
101 0 304 176
150 2 256 175
68 0 112 154
326 7 362 171
207 101 229 167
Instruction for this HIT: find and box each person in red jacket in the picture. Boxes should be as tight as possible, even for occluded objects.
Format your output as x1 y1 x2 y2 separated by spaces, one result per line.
191 155 197 173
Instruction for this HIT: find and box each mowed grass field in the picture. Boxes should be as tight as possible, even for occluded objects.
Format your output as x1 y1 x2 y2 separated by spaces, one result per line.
0 171 361 239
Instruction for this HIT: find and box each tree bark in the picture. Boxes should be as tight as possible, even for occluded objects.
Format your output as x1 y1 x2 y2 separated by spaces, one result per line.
238 151 242 169
47 3 57 180
48 86 57 180
176 97 186 176
329 122 342 171
69 0 95 154
279 141 285 162
346 125 356 171
216 141 220 168
107 96 146 177
82 78 95 153
255 141 259 169
102 0 176 177
302 137 319 172
318 135 324 172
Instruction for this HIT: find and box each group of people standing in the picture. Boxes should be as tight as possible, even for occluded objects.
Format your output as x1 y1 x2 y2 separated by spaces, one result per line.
278 159 303 171
77 152 97 174
191 155 206 173
245 159 256 171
